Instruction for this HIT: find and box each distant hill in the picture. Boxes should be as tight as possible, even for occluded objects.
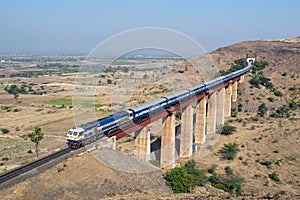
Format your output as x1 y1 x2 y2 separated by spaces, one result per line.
210 36 300 73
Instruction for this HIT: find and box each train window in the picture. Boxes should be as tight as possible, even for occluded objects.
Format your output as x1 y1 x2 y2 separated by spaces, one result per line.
79 132 83 136
73 132 78 136
67 131 73 135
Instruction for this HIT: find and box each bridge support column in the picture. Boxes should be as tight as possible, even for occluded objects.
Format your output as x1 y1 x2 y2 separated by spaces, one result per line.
232 81 238 102
134 127 150 161
207 92 217 134
216 88 225 126
225 84 232 117
107 136 116 150
195 97 206 144
161 112 176 168
239 75 245 83
180 105 193 157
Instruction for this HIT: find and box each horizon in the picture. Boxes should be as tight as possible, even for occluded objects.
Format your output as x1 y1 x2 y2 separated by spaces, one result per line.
1 0 299 55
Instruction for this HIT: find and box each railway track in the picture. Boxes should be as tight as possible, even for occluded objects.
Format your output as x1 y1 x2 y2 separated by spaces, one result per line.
0 148 71 185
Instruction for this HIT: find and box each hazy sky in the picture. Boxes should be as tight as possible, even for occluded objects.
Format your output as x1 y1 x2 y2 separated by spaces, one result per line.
1 0 299 54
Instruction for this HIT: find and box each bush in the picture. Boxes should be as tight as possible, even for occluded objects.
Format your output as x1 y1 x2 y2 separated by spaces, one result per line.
208 169 244 195
258 103 267 117
0 128 9 134
260 160 273 169
289 86 297 91
208 164 217 174
289 101 298 111
281 72 287 76
267 97 274 102
225 166 233 176
2 157 9 161
164 166 194 193
185 160 208 186
269 172 280 182
274 90 283 97
164 160 208 193
106 79 112 84
270 105 290 118
219 143 240 160
218 124 236 135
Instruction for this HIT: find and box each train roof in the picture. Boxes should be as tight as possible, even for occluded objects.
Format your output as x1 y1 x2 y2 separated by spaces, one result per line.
164 89 190 100
78 120 98 131
204 76 223 86
129 97 167 112
189 83 206 91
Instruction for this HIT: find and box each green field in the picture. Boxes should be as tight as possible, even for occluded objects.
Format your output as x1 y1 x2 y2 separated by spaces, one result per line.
0 104 14 110
41 98 72 106
42 98 109 108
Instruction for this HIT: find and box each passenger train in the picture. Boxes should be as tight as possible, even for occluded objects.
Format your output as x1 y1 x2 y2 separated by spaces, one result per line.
67 63 252 148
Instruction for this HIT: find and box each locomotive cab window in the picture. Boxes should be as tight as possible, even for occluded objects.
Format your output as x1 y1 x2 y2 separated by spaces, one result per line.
67 131 73 135
73 132 78 136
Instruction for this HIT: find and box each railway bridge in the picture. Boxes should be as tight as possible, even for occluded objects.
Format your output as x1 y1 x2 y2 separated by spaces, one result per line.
105 58 255 168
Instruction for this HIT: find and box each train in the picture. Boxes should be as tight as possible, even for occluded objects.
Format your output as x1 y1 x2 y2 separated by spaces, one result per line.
67 63 252 148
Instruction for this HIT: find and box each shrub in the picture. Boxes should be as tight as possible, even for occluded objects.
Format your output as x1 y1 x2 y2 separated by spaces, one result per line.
270 105 290 118
208 164 217 174
260 160 273 169
185 160 208 186
274 90 283 97
281 72 287 76
0 128 9 134
218 124 237 135
175 110 182 120
219 143 240 160
289 86 297 91
288 101 298 111
208 170 244 195
164 159 209 193
267 97 274 102
2 157 9 161
258 103 267 117
164 166 194 193
231 108 237 117
225 166 233 176
106 79 112 84
269 172 280 182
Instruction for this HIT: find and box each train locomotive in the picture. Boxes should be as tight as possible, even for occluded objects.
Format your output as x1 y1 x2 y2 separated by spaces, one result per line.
67 63 251 148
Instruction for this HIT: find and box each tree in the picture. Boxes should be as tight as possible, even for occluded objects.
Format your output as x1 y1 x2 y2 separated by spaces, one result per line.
28 127 44 158
164 166 194 193
258 103 267 117
4 84 20 101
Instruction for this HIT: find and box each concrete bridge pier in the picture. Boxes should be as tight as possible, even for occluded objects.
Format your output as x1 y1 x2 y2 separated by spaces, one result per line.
107 136 116 150
180 105 193 157
135 127 151 161
232 81 238 102
161 112 176 168
239 75 245 83
216 87 225 126
195 97 206 144
225 84 232 117
207 92 217 134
